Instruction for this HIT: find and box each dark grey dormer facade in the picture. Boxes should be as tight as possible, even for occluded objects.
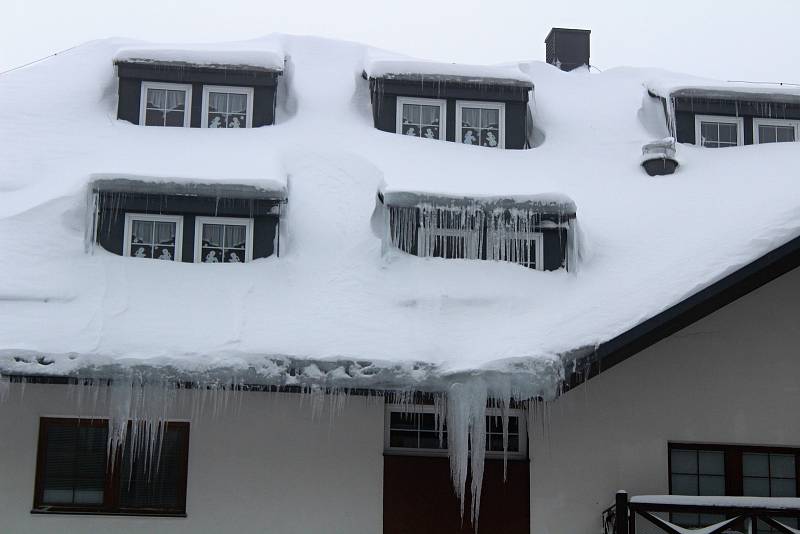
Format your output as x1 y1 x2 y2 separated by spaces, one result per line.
92 179 284 263
116 60 282 128
367 73 533 149
379 192 577 271
655 89 800 147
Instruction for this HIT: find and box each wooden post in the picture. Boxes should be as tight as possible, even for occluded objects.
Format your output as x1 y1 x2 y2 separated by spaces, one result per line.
616 491 630 534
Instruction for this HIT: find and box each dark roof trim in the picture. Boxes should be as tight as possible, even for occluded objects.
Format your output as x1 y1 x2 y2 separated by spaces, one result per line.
381 190 577 216
116 60 282 86
364 70 533 90
565 232 800 391
92 178 287 201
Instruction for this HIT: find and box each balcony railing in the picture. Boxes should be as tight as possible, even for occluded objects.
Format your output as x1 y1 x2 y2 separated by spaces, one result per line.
606 491 800 534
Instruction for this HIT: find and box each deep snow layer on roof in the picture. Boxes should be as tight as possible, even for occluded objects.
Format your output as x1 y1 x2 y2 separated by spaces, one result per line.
647 74 800 103
1 35 800 396
364 49 532 87
114 37 284 71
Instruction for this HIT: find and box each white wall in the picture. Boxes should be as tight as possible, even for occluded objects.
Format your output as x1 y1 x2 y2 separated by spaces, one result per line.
530 266 800 534
0 386 385 534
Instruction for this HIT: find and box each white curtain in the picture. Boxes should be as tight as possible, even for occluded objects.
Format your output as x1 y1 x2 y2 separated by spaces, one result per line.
131 220 153 244
202 224 224 247
224 225 246 249
153 222 176 245
208 92 228 113
165 90 185 111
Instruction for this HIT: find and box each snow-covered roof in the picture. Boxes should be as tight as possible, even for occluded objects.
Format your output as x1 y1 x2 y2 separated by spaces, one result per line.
647 73 800 103
1 35 800 398
364 49 532 87
114 38 284 72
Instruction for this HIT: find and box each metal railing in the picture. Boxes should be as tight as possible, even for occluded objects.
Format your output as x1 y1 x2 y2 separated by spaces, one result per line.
607 491 800 534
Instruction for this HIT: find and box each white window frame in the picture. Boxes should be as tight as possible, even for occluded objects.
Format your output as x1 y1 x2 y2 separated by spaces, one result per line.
200 85 255 128
455 100 506 149
694 115 744 148
383 404 527 460
753 117 800 144
139 82 192 128
193 216 254 263
123 213 184 261
502 231 544 271
395 97 447 140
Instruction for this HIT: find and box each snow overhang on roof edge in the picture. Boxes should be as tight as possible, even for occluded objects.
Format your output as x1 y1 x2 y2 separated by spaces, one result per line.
91 176 287 201
380 190 577 217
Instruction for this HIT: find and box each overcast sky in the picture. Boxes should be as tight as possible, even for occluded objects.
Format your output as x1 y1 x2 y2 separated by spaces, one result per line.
3 0 799 82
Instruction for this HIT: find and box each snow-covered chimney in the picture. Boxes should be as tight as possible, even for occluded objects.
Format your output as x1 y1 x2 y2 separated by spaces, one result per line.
545 28 591 71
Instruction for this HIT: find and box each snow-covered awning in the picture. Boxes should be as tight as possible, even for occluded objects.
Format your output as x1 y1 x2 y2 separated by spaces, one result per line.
114 42 285 73
91 176 287 201
647 76 800 104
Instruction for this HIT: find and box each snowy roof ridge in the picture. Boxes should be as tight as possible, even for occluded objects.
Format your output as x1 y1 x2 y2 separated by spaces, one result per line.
114 38 285 71
363 49 532 86
646 73 800 101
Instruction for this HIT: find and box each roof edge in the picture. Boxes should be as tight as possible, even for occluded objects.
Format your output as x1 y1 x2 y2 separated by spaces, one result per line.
564 232 800 392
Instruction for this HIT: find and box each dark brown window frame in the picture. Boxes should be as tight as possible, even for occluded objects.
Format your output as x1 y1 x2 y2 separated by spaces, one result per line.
668 442 800 497
32 417 190 517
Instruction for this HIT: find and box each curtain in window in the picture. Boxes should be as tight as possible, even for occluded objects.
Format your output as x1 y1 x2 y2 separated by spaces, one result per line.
224 225 246 249
208 93 227 113
165 90 185 111
146 89 166 109
131 220 153 244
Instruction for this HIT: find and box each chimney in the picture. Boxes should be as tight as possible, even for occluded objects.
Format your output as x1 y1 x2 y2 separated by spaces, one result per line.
545 28 591 71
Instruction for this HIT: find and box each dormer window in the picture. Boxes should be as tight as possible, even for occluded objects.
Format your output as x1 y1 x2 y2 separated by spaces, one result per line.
201 86 254 128
124 213 183 261
754 118 799 144
140 82 191 127
396 97 445 140
194 217 254 263
456 101 505 148
695 115 744 148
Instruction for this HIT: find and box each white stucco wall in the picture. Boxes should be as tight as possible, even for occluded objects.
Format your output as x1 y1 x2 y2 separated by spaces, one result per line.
0 386 385 534
530 266 800 534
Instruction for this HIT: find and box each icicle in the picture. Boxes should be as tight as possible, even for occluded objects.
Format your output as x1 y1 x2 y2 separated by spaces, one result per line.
446 377 488 527
0 375 9 403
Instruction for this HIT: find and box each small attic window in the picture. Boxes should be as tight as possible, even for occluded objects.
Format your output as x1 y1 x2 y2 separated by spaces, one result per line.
201 86 254 128
139 82 192 127
694 115 744 148
194 217 254 263
124 214 183 261
396 97 446 140
754 118 799 144
455 101 505 148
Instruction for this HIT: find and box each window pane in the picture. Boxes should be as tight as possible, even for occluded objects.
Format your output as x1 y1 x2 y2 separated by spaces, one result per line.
165 90 185 111
41 422 108 506
671 449 698 474
718 123 737 144
131 220 153 244
777 126 796 142
699 475 725 495
201 248 223 263
131 245 153 258
402 104 421 125
744 453 770 477
771 454 796 478
224 249 245 263
419 431 447 450
461 108 480 128
227 114 245 128
202 224 224 247
154 222 176 245
481 108 499 128
154 246 175 261
146 88 166 109
390 412 417 431
144 109 166 126
461 128 479 145
389 430 418 448
701 122 719 145
208 92 227 113
759 126 777 143
420 105 440 126
228 93 247 114
224 225 247 249
699 451 725 475
164 111 185 127
119 424 186 510
771 478 796 497
672 474 698 495
481 129 500 147
420 126 439 139
744 477 770 496
209 114 226 128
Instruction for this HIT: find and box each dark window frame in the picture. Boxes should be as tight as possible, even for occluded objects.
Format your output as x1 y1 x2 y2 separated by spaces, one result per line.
32 417 190 517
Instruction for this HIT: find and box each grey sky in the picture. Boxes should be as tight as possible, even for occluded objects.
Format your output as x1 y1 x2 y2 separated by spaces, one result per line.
3 0 799 82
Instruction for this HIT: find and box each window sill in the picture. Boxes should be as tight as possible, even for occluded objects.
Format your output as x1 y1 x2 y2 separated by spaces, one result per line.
31 508 186 518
